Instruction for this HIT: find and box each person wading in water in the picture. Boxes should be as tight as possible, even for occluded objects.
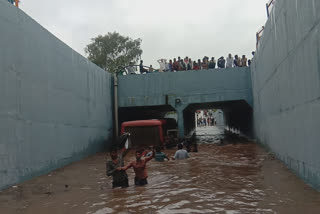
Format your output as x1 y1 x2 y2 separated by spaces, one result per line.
122 148 155 186
106 147 129 188
172 143 190 160
154 146 170 162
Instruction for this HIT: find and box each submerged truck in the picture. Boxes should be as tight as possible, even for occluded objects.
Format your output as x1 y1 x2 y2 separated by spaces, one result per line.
120 119 178 148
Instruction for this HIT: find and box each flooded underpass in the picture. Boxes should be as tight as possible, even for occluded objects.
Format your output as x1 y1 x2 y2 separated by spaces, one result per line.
1 127 320 214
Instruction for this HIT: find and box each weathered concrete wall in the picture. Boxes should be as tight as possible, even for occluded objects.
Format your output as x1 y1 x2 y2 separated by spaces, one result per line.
251 0 320 190
118 67 252 108
212 110 224 127
0 2 113 190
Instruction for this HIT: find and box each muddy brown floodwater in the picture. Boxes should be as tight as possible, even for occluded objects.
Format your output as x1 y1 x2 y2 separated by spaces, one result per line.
1 128 320 214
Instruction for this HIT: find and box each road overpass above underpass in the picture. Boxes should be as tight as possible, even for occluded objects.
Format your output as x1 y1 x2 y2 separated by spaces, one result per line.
117 67 253 137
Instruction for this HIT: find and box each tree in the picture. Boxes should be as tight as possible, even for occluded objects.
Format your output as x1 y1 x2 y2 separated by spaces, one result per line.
85 32 143 73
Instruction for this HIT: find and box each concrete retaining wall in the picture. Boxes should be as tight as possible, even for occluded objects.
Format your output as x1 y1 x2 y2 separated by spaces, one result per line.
252 0 320 190
0 2 113 190
118 67 252 108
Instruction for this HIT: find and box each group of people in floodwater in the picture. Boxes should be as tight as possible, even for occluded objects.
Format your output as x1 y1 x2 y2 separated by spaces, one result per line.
106 143 190 188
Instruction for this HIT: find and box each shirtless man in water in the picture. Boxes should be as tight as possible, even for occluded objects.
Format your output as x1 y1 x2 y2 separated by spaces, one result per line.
121 149 155 186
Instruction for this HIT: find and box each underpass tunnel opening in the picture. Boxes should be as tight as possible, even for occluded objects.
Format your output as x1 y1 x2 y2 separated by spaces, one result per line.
195 109 225 128
222 101 253 137
184 100 253 138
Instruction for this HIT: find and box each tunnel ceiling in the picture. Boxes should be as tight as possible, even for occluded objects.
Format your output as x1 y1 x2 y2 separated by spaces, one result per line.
184 100 252 113
119 105 176 124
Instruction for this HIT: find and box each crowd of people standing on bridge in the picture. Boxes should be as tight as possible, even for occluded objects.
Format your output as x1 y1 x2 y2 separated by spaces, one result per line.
7 0 19 7
135 53 252 74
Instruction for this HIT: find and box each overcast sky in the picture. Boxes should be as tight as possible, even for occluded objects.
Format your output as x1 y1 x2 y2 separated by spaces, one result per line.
20 0 267 68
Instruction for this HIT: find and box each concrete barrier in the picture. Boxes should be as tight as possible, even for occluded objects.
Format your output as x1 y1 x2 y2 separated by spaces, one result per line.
0 2 113 190
252 0 320 190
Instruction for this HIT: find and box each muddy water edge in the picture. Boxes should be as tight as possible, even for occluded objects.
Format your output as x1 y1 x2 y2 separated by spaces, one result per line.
1 128 320 213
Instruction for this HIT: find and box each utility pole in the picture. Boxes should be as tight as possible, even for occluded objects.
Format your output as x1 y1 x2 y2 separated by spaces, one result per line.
106 53 119 138
113 73 119 137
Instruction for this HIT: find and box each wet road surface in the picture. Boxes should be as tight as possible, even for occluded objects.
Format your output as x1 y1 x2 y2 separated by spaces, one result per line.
1 127 320 214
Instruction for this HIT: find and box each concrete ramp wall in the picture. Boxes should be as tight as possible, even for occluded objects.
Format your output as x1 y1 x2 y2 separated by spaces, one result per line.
252 0 320 190
0 2 113 190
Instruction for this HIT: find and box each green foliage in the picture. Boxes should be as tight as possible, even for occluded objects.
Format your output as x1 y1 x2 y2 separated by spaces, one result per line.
85 32 143 73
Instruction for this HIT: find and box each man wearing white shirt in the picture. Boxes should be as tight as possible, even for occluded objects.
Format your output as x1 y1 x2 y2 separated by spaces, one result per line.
157 59 166 72
127 62 136 74
226 54 234 68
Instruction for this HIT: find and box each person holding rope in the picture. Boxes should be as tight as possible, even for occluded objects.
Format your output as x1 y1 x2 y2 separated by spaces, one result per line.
106 147 129 188
106 133 131 188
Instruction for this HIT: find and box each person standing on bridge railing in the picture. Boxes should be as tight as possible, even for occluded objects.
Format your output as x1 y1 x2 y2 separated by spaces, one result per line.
177 56 183 71
226 54 234 68
197 59 202 69
234 55 240 67
217 57 226 69
157 59 166 72
184 56 189 69
148 65 154 73
173 58 179 71
240 55 248 67
208 57 216 69
177 56 182 70
127 62 136 74
7 0 19 7
139 60 148 74
179 58 186 71
187 58 193 70
165 60 171 72
168 59 173 72
201 57 208 70
193 61 200 70
167 59 173 72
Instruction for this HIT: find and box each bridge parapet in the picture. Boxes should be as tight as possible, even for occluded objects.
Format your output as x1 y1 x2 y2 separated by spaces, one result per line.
118 67 252 108
118 67 253 137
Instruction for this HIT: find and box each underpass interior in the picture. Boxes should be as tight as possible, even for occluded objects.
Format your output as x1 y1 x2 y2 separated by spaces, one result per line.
185 100 253 138
118 100 252 140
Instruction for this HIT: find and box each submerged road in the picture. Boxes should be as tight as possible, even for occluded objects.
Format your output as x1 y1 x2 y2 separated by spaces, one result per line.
1 127 320 213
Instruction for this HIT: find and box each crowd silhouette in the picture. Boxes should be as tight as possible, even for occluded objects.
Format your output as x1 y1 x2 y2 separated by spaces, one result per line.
128 53 252 74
